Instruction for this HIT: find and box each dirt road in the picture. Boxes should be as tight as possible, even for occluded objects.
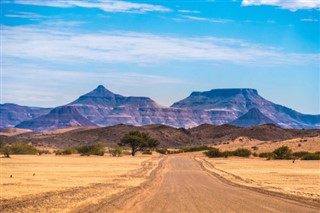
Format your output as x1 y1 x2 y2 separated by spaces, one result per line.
117 156 318 213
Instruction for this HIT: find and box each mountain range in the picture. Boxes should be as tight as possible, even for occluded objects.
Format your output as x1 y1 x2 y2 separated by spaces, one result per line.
1 85 319 131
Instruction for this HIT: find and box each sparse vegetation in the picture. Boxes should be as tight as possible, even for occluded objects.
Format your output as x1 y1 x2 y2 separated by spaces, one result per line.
10 142 38 155
233 148 251 157
119 131 160 156
204 148 223 158
292 151 310 158
181 146 210 152
258 152 274 158
77 143 105 156
142 150 152 155
2 146 11 158
55 144 105 156
301 153 320 160
109 147 123 157
272 146 292 159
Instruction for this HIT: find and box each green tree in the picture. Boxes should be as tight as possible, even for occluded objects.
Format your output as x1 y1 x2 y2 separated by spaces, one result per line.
273 146 292 159
2 146 11 158
119 131 160 156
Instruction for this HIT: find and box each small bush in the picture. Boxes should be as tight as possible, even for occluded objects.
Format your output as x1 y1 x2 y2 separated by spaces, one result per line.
301 153 320 160
109 148 122 157
1 146 11 158
77 143 105 156
234 148 251 157
204 148 223 158
142 150 152 155
292 151 310 158
156 148 168 154
252 152 258 157
38 150 51 155
10 143 38 155
181 146 210 152
273 146 292 160
221 151 235 157
55 147 78 155
259 152 274 158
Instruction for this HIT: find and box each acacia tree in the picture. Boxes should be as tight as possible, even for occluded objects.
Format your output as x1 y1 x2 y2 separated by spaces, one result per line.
119 131 160 156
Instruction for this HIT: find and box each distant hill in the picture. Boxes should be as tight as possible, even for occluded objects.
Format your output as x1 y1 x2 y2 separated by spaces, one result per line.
0 103 51 128
230 108 277 127
16 106 96 132
2 85 319 130
3 124 319 149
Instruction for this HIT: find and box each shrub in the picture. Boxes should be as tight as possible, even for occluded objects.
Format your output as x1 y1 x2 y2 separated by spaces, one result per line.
222 151 235 157
315 151 320 155
1 146 11 158
109 147 123 157
10 143 38 155
38 150 51 155
182 146 210 152
252 152 258 157
234 148 251 157
259 152 274 158
292 151 310 158
156 148 168 154
301 153 320 160
142 150 152 155
55 147 78 155
272 146 292 159
77 143 105 156
204 148 223 158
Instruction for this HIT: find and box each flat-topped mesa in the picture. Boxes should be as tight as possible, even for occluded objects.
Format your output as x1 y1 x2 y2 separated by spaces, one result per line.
171 88 262 110
190 88 258 98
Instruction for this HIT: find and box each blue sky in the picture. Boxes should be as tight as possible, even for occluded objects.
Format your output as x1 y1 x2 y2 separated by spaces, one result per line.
1 0 319 114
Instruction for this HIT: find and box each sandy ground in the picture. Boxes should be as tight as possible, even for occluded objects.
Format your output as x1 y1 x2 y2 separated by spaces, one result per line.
0 128 32 136
215 136 320 153
199 157 320 203
79 156 319 213
1 154 319 212
1 154 162 213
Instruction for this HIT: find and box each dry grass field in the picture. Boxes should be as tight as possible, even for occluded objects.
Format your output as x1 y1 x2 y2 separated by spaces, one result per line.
1 154 162 213
199 157 320 203
215 136 320 153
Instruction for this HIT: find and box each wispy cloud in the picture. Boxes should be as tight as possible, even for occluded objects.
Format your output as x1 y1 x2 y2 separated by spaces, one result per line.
3 25 318 67
241 0 320 11
178 10 200 14
181 15 233 23
300 18 319 22
2 64 187 106
10 0 171 13
5 11 46 20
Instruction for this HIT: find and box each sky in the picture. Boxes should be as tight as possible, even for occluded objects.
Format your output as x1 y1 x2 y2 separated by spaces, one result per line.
1 0 319 114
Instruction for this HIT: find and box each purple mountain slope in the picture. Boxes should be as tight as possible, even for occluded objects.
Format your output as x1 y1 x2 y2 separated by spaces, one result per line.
16 106 96 132
7 85 320 131
0 103 51 128
230 108 277 127
172 88 320 129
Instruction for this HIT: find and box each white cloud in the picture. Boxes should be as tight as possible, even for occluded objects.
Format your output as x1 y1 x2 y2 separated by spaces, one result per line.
11 0 171 13
3 25 318 67
241 0 320 11
5 12 46 20
300 18 319 22
181 15 233 23
178 10 200 13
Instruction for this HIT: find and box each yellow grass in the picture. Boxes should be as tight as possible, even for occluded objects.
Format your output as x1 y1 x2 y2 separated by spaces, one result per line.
1 154 160 213
215 136 320 153
200 157 320 202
